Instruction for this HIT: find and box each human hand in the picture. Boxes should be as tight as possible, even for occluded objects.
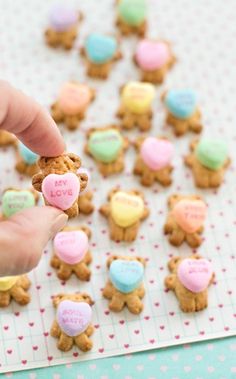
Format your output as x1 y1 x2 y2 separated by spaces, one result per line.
0 81 68 276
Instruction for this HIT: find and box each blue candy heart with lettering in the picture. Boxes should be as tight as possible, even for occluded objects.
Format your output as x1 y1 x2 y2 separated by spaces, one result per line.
165 89 197 119
85 33 117 64
109 259 144 293
19 142 38 165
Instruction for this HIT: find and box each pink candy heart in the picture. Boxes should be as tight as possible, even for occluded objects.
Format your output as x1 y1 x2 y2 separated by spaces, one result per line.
57 300 92 337
177 259 213 293
135 40 170 71
42 173 80 211
54 230 89 264
141 137 174 170
172 199 207 233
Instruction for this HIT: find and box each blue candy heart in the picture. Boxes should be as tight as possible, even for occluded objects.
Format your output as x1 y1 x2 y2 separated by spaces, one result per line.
109 259 144 293
85 33 117 64
165 89 197 119
19 142 38 165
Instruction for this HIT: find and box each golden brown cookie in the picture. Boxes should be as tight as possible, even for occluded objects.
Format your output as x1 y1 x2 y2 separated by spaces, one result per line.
84 126 129 176
162 89 203 136
103 255 146 314
51 82 95 130
0 275 31 307
184 138 230 188
81 33 122 79
134 39 176 84
15 141 39 177
51 226 92 281
45 4 82 50
99 188 149 242
133 136 174 186
32 153 88 218
165 255 214 312
0 130 16 147
76 167 94 215
50 293 94 352
117 81 155 131
1 187 39 219
164 194 207 248
116 0 147 37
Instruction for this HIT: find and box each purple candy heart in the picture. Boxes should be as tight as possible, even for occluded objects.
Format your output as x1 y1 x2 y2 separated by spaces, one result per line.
50 4 77 32
57 300 92 337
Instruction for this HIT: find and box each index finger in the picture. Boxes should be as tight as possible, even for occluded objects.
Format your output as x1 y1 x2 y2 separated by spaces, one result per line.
0 80 65 156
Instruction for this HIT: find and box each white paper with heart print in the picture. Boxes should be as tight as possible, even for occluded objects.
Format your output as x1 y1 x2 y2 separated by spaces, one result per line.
1 0 236 373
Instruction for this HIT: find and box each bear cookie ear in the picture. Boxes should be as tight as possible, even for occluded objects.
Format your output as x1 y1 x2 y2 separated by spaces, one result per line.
168 256 182 272
167 193 181 209
136 256 146 267
107 187 119 201
79 292 94 305
106 255 119 268
80 225 92 239
37 156 53 168
52 293 66 307
67 153 81 168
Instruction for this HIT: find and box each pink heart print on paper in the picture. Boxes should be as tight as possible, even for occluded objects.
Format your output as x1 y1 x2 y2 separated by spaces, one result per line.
54 230 89 265
172 199 207 233
177 258 213 293
57 300 92 337
141 137 174 170
135 40 170 71
42 173 80 210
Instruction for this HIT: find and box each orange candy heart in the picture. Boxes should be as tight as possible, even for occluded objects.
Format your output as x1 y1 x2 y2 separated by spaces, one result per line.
58 82 91 115
172 199 206 233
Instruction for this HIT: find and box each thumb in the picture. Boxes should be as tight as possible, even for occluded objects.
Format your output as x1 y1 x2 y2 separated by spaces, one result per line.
0 206 68 276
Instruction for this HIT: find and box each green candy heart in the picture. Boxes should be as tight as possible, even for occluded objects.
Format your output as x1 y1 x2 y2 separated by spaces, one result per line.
2 190 35 218
196 139 228 170
88 129 123 163
118 0 146 26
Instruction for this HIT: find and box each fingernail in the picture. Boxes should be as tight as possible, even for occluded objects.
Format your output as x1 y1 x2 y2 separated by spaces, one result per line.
50 213 68 238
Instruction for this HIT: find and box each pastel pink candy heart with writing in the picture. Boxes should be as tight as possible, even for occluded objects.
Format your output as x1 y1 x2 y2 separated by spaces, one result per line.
135 40 170 71
57 300 92 337
172 199 206 233
141 137 174 170
58 83 91 116
54 230 88 264
42 173 80 210
177 258 213 293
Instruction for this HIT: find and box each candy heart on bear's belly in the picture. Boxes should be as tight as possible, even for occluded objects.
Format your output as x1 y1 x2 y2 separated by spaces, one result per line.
135 40 170 71
54 230 88 265
88 129 123 163
172 199 206 233
177 258 213 293
165 89 197 119
111 191 144 228
57 300 92 337
58 83 91 116
109 259 144 293
122 81 155 114
85 33 117 64
196 139 228 171
141 137 174 170
42 173 80 211
2 190 35 218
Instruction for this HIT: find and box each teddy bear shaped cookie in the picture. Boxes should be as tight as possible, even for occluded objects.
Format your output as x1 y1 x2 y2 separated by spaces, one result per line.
51 82 95 130
162 89 203 136
32 153 88 218
99 188 149 242
133 136 174 186
103 255 146 314
77 167 94 215
0 275 31 307
50 293 94 352
45 3 82 50
116 0 147 37
116 81 155 131
165 255 214 312
15 141 39 177
164 194 207 248
0 130 16 147
51 226 92 281
134 39 176 84
1 188 39 220
184 138 230 188
85 126 129 176
81 33 122 79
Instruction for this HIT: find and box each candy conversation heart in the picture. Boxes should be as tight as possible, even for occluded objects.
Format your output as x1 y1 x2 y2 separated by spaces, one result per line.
196 139 228 170
109 259 144 293
19 142 38 165
165 89 197 119
50 4 77 32
177 259 213 293
57 300 92 337
42 173 80 210
172 199 207 233
118 0 147 26
111 191 144 228
86 34 117 64
58 83 91 115
54 230 88 265
141 137 174 170
0 276 19 292
88 129 123 163
122 82 155 114
136 40 170 71
2 190 35 218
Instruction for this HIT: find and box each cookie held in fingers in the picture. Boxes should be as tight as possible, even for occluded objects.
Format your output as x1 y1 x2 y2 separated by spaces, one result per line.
0 275 31 307
165 255 214 312
184 138 230 188
103 255 146 314
164 194 207 248
50 293 94 352
116 0 147 37
32 153 88 218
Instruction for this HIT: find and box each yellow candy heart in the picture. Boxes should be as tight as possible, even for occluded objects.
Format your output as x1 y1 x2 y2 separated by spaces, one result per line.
0 276 18 291
121 81 155 114
111 191 144 227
